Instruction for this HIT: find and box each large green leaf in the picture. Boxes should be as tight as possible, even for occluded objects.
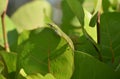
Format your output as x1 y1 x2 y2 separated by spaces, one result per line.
17 26 74 79
0 16 18 50
100 12 120 64
0 0 6 16
11 0 52 32
71 51 120 79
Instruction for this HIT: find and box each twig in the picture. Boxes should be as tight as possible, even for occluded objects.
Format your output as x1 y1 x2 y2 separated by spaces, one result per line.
96 0 102 44
97 11 101 44
96 0 102 60
1 0 10 52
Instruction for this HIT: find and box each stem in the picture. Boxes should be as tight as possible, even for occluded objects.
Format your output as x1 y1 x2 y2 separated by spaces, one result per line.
96 10 102 61
1 0 10 52
96 0 102 60
97 11 101 44
94 44 103 61
97 0 102 44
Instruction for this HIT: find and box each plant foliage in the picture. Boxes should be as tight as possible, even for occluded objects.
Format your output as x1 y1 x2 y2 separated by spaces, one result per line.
0 0 120 79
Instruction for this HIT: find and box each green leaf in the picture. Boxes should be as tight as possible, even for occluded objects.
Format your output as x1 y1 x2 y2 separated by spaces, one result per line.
66 0 84 26
47 23 74 50
68 10 97 56
64 0 98 52
17 26 74 79
71 51 120 79
0 16 18 50
61 1 97 56
11 0 52 32
26 73 55 79
89 0 102 27
0 0 6 16
61 0 97 41
0 51 17 79
89 13 98 27
84 10 97 42
100 12 120 63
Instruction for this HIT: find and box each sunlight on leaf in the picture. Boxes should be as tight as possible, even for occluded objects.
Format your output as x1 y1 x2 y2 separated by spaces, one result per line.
11 0 52 32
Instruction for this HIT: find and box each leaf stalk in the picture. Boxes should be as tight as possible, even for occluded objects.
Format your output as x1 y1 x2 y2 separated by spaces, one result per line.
1 0 10 52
